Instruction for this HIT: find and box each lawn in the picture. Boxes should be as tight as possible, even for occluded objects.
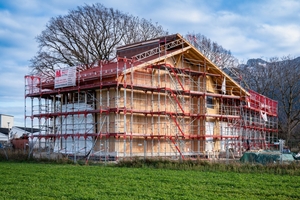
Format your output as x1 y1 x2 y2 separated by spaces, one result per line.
0 162 299 199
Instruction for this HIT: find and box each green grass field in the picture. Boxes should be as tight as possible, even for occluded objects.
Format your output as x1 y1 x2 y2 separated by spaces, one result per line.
0 162 299 199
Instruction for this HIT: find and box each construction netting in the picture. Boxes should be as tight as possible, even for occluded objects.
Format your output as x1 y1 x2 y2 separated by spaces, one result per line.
53 103 94 155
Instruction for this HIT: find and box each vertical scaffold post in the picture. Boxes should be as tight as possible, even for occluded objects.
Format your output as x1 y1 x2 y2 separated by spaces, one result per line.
130 59 133 158
123 57 127 158
144 137 147 160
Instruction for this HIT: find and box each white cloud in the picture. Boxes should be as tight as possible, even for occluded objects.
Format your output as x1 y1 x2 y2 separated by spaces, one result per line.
250 0 300 21
259 24 300 45
0 10 21 29
153 3 211 24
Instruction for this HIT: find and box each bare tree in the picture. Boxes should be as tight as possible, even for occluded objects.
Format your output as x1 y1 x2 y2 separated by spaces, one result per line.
30 3 168 77
238 58 277 95
123 17 166 44
185 33 238 69
239 56 300 143
272 57 300 143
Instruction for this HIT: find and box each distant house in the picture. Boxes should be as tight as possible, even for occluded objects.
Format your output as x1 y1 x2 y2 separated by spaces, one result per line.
0 114 13 143
9 126 39 139
8 126 40 149
0 114 14 128
0 128 9 142
0 126 40 148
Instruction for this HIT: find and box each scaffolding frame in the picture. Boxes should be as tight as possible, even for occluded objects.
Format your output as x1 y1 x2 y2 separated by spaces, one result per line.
24 34 278 162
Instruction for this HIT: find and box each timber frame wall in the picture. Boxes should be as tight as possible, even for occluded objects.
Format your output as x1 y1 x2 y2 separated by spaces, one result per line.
24 34 278 161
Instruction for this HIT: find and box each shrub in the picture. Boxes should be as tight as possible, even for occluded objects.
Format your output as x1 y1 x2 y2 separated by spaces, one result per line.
115 157 300 175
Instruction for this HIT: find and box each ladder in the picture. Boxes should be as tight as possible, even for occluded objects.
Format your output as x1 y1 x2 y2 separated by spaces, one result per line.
166 136 184 160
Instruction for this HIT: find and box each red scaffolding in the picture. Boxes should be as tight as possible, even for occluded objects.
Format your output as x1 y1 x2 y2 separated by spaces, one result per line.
24 33 278 161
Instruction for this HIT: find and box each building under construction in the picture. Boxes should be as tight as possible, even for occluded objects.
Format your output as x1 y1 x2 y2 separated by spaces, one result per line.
24 34 278 161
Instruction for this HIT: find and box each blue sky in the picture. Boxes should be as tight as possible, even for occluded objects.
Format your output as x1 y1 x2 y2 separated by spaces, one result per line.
1 0 300 126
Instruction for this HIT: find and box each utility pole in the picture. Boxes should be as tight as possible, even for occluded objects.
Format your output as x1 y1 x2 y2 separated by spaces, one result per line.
7 122 10 143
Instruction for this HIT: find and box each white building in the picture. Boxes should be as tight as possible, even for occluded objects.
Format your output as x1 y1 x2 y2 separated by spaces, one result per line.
0 114 14 129
0 128 9 142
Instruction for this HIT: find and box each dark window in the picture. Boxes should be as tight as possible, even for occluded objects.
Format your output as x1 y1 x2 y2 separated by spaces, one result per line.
207 96 214 109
